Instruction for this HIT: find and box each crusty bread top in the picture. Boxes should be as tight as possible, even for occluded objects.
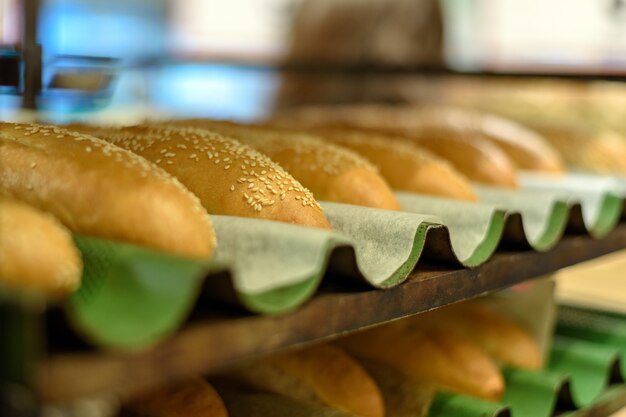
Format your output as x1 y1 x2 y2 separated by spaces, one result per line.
306 127 478 201
406 106 564 173
1 123 216 259
66 124 330 229
275 104 563 173
0 197 82 296
165 120 401 210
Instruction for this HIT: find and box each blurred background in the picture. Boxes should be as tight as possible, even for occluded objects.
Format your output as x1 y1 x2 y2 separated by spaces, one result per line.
1 0 625 122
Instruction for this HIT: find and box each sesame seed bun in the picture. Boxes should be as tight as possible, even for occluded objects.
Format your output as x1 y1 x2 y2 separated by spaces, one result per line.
0 123 216 260
65 124 331 229
165 120 401 211
0 197 82 297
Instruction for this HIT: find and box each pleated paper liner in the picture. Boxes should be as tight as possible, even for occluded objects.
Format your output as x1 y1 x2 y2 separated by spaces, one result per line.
67 183 624 351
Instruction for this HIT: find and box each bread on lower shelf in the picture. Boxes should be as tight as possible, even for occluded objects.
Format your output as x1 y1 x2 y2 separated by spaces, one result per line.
336 318 505 401
126 377 228 417
0 123 216 259
222 344 385 417
408 300 543 370
0 197 82 297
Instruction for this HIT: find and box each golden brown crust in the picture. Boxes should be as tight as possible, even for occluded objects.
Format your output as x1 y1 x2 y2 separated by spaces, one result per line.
0 197 82 296
272 105 520 188
165 120 401 211
228 344 385 417
405 107 564 174
418 301 543 370
337 321 504 402
127 378 228 417
66 124 331 230
402 130 519 188
531 125 626 175
306 127 477 201
0 123 216 259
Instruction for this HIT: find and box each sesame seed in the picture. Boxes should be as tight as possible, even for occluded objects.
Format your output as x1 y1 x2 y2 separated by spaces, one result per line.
230 185 235 191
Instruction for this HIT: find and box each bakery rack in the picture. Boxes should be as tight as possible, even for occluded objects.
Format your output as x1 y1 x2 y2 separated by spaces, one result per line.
3 1 626 417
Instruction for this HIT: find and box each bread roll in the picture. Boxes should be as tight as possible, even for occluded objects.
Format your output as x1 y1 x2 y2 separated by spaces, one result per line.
65 124 331 229
0 123 215 259
126 377 228 417
164 120 401 210
0 197 82 297
403 106 564 174
304 127 477 201
411 301 542 370
272 105 519 188
530 125 626 175
226 344 385 417
337 320 504 401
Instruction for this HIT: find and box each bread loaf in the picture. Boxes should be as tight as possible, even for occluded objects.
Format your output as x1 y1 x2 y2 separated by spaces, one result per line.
411 301 542 370
337 320 504 401
126 378 228 417
226 344 385 417
530 125 626 175
0 197 82 297
403 106 564 174
0 123 215 259
66 124 331 229
164 120 401 210
272 106 519 188
304 127 477 201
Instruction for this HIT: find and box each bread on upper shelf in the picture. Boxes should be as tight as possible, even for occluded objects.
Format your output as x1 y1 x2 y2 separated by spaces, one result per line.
272 105 523 188
65 124 331 229
298 126 477 201
1 123 216 259
0 197 82 297
163 120 401 211
527 124 626 175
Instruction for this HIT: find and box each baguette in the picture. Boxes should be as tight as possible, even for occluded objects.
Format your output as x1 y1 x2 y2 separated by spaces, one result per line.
126 377 228 417
226 344 384 417
0 197 82 297
337 321 504 401
529 125 626 175
404 106 564 174
272 106 519 188
0 123 215 259
164 120 401 210
411 301 542 370
65 124 331 229
305 127 477 201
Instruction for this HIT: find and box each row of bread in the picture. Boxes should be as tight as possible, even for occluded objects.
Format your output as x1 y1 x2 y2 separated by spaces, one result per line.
0 104 619 298
109 300 541 417
413 77 626 176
